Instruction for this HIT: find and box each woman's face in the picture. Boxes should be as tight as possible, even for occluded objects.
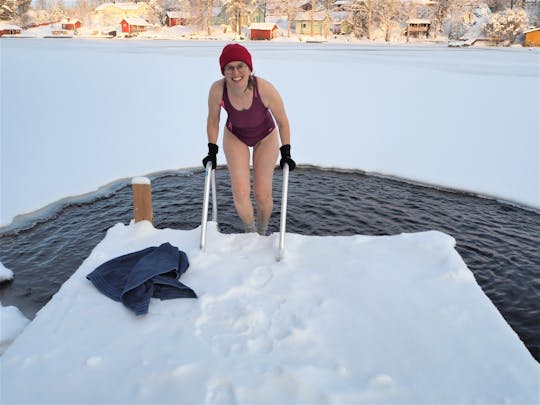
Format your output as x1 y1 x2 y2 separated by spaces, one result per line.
224 61 251 87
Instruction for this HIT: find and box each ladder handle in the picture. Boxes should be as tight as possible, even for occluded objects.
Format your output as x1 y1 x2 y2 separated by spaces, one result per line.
278 163 290 260
200 162 213 251
211 168 218 223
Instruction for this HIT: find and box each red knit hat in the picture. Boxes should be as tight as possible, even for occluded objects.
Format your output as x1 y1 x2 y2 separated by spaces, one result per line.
219 44 253 74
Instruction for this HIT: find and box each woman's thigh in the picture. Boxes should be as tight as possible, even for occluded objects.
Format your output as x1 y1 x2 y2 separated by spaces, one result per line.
253 130 279 196
223 129 251 196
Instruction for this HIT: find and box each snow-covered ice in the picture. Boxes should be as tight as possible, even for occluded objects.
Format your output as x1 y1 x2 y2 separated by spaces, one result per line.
0 261 30 355
0 262 14 283
0 39 538 403
0 221 538 403
1 40 538 229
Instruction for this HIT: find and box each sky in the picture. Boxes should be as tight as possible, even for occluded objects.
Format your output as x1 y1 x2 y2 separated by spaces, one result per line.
0 38 539 403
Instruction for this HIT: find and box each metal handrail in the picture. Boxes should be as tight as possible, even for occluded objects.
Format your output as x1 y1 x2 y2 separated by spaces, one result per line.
200 162 217 251
277 163 290 261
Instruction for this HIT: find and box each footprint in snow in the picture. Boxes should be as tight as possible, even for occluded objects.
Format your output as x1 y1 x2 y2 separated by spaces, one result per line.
205 377 237 404
249 266 273 288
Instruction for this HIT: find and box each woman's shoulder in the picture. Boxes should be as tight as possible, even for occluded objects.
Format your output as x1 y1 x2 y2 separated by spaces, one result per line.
255 76 278 94
209 79 225 99
210 78 225 91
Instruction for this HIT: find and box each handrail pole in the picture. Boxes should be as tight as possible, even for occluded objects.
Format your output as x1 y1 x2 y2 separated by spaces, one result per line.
278 163 289 261
211 168 218 222
200 162 213 251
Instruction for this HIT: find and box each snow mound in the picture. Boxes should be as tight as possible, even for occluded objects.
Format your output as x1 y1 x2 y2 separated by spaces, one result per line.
0 304 30 355
0 261 14 282
0 222 537 403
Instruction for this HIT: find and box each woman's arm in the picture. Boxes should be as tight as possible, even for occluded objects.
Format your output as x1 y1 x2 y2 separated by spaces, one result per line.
258 77 291 146
207 80 223 144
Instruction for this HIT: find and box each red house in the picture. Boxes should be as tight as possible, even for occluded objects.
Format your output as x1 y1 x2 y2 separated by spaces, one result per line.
165 11 191 27
249 22 279 40
61 18 82 30
0 24 21 36
121 18 149 34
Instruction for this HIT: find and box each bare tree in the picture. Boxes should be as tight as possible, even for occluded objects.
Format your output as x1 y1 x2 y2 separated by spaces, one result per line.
223 0 255 35
375 0 406 42
0 0 17 20
350 0 375 39
268 0 297 37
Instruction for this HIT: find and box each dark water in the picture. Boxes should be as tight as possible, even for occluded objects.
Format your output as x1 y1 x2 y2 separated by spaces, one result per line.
1 167 539 362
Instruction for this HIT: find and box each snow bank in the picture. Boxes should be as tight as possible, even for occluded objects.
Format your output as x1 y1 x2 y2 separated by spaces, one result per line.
0 305 30 355
0 262 14 282
1 222 537 403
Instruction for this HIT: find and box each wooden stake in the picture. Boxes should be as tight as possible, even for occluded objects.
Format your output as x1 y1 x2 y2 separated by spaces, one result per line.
132 177 153 224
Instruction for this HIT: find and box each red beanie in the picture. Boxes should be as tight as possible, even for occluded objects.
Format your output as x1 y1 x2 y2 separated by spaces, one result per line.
219 44 253 74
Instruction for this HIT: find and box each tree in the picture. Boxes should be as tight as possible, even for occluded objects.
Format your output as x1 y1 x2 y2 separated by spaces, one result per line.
191 0 215 35
1 0 17 20
223 0 255 35
484 7 528 44
350 0 375 39
268 0 297 37
375 0 406 42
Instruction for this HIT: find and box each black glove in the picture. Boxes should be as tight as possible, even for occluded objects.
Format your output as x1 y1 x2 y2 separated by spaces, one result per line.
279 144 296 171
202 143 218 169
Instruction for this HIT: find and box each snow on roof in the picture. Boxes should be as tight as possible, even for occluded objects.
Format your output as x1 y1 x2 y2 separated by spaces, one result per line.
166 11 191 19
96 2 148 11
407 18 431 24
248 22 278 30
295 11 330 21
60 18 81 24
0 24 21 30
523 27 540 33
122 17 149 26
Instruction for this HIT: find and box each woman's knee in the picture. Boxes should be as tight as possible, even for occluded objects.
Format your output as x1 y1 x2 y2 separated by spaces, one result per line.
254 187 272 206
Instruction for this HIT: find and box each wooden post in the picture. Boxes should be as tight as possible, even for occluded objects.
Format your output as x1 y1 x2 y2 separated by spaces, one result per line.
132 177 153 224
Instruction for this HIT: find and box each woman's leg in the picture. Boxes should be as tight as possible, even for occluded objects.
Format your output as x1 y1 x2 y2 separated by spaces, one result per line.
253 130 279 234
223 129 255 230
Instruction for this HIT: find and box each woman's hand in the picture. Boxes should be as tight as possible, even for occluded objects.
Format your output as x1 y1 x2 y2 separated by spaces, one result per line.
279 144 296 171
202 143 219 169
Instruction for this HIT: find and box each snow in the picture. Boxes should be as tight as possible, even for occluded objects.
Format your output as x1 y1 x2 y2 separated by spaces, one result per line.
1 39 538 230
1 221 538 403
0 39 539 402
0 262 30 356
0 305 30 356
0 262 14 282
132 176 151 185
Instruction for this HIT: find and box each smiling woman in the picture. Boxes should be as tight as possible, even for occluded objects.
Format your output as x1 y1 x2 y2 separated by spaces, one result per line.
202 43 296 236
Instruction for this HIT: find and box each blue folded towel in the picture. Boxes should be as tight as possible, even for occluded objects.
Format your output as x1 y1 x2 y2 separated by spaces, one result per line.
87 242 197 315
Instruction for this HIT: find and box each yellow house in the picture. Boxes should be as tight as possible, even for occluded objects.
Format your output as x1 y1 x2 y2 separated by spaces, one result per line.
295 11 331 36
95 2 152 18
524 28 540 46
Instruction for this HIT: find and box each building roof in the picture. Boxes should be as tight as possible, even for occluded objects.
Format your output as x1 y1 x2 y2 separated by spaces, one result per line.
166 11 191 19
295 11 330 21
407 18 431 24
96 2 148 11
122 17 149 26
60 18 81 24
248 22 278 30
0 24 21 30
523 27 540 34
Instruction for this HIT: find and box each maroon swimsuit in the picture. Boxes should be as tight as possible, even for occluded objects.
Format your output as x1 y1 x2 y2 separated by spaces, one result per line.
221 76 276 147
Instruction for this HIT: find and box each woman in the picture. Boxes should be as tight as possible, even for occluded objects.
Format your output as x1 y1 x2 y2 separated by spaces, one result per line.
203 43 296 235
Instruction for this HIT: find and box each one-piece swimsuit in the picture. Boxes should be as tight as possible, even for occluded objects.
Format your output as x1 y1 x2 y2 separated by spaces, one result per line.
221 76 276 147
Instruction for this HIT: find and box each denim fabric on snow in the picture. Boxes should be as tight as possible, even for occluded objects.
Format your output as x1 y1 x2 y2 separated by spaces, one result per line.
87 242 196 315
